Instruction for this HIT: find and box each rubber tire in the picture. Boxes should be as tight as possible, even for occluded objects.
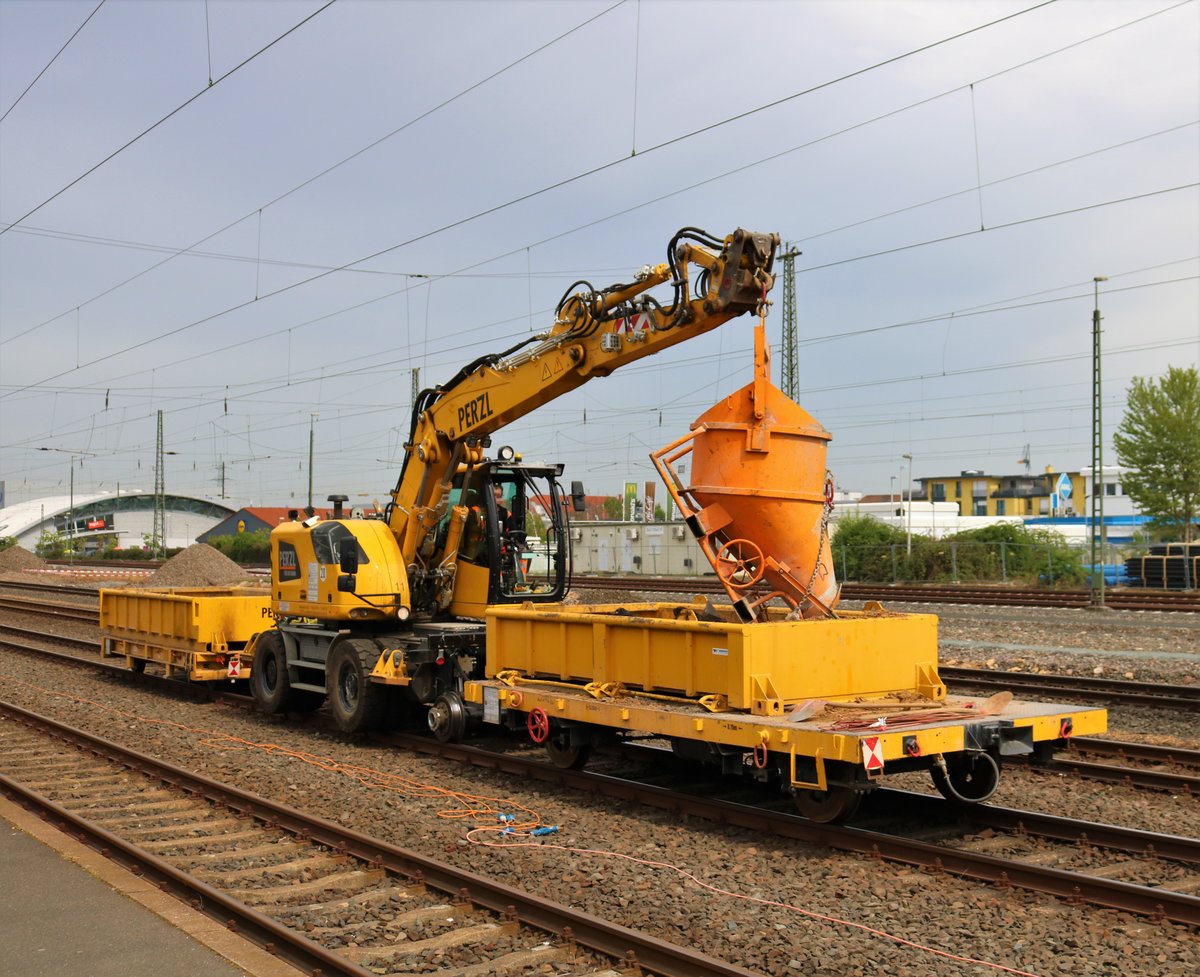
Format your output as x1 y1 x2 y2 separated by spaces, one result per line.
792 786 863 823
251 631 294 714
327 639 387 733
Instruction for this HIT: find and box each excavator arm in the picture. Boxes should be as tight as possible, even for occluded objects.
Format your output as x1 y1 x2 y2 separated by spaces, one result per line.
387 226 780 603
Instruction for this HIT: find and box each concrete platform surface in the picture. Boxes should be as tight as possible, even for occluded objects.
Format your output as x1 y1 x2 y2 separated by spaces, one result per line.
0 796 301 977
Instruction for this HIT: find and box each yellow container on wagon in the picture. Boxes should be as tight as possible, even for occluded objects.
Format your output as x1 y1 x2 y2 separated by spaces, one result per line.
484 600 944 712
99 587 270 682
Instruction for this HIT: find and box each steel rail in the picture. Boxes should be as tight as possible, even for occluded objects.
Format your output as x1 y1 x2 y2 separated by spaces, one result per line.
0 701 764 977
0 596 100 622
1036 757 1200 794
1069 737 1200 767
572 575 1200 611
0 623 103 656
877 788 1200 864
0 579 105 597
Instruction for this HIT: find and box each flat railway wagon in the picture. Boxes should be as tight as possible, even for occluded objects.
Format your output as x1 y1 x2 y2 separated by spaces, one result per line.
452 597 1107 821
99 586 269 682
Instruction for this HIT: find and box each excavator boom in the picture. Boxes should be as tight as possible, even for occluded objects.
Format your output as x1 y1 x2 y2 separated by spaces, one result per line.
389 227 780 584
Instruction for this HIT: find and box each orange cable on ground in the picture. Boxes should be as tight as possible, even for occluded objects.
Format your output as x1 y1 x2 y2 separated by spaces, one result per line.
5 673 1038 975
0 675 545 831
464 831 1046 977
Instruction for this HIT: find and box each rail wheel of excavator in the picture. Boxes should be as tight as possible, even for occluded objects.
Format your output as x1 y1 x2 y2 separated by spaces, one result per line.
428 691 468 743
792 785 863 823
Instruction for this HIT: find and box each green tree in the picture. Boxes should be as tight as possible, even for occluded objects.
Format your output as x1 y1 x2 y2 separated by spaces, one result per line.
207 530 271 564
0 536 16 552
1113 365 1200 543
829 514 906 581
34 529 68 559
601 496 623 520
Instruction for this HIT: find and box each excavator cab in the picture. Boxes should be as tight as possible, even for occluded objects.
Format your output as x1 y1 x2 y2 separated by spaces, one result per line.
441 458 571 617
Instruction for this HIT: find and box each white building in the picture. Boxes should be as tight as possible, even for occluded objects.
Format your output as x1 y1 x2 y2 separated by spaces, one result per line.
0 491 236 554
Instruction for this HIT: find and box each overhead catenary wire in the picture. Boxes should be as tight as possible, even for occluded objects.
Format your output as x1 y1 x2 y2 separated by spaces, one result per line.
7 1 1190 496
0 0 106 125
0 0 631 349
0 1 339 239
2 0 1069 361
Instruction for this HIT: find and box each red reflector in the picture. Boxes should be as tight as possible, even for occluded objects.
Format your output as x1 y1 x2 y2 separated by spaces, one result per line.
436 656 445 666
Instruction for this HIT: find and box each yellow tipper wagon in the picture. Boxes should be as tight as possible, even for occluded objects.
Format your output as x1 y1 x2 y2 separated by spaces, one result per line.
99 587 270 682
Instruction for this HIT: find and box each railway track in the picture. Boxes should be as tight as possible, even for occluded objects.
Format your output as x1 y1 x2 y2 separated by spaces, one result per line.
0 701 758 977
4 634 1199 927
572 575 1200 612
385 733 1200 925
4 622 1198 792
8 571 1199 611
0 595 101 623
941 666 1200 712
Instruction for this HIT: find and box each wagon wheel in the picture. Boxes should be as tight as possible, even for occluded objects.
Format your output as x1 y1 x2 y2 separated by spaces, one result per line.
715 538 765 589
544 723 592 771
792 785 863 823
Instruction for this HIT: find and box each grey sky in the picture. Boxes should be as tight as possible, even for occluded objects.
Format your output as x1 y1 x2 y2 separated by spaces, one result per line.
1 0 1197 510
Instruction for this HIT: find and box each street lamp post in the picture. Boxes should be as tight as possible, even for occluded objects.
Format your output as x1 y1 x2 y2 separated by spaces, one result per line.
1090 276 1108 610
902 453 914 556
69 460 74 565
38 447 91 564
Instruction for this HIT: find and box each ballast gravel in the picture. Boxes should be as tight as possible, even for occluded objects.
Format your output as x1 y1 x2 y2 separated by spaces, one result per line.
0 579 1197 977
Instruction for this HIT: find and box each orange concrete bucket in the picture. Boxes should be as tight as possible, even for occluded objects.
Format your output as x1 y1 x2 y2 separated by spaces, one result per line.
651 324 838 621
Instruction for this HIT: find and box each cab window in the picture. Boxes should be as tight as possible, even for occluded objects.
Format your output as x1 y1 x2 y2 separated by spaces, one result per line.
310 522 368 566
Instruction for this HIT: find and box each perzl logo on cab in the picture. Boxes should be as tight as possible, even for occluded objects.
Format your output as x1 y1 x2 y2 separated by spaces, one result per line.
457 392 494 432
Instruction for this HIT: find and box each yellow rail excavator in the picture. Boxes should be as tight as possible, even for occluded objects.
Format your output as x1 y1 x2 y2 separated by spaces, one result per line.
252 227 787 729
102 225 1104 823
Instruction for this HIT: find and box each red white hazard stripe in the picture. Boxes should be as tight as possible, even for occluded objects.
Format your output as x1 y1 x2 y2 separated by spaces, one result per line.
613 312 651 334
862 736 884 771
227 657 241 678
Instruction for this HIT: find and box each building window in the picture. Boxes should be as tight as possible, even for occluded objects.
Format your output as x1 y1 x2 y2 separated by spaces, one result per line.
955 480 961 497
932 484 946 502
1105 483 1117 496
972 480 988 498
974 501 987 516
996 500 1006 515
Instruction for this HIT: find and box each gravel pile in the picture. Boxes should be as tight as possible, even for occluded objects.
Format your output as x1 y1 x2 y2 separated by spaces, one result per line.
0 545 46 572
142 544 257 588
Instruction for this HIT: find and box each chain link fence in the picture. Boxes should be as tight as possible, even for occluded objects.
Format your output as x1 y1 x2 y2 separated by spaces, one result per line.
829 539 1097 586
